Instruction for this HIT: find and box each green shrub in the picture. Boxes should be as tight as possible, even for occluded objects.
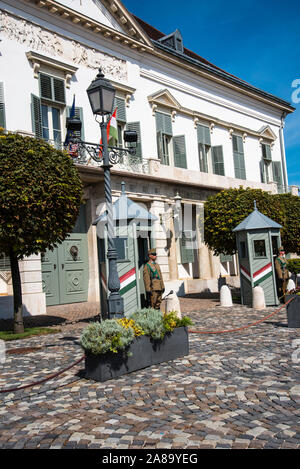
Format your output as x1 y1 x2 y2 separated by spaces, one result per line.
80 320 135 355
128 308 165 340
287 259 300 275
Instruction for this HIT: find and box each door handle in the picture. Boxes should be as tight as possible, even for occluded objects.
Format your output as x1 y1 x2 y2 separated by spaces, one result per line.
62 264 64 270
54 264 56 270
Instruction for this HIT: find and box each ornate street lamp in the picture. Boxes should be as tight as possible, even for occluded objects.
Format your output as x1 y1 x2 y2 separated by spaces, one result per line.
86 68 116 116
66 68 138 319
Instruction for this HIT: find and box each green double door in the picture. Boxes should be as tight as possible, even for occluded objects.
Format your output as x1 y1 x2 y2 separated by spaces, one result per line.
41 233 89 306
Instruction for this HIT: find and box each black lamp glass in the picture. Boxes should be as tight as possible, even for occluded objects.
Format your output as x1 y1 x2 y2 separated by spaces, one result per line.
86 68 116 116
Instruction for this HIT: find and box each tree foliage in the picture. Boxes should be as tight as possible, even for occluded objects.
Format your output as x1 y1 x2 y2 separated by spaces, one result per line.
0 130 83 333
0 131 83 259
204 187 286 255
273 193 300 255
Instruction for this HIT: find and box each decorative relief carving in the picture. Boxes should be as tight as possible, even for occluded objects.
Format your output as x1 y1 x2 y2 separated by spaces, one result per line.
0 10 127 81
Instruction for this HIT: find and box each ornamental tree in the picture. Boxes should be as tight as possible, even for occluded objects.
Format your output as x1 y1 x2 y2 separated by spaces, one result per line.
0 130 83 333
273 192 300 255
204 187 285 256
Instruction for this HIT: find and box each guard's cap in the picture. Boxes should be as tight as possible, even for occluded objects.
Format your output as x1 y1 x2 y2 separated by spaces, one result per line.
148 248 157 255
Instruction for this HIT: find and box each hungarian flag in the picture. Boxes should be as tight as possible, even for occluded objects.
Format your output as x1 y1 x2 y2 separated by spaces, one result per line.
99 107 118 158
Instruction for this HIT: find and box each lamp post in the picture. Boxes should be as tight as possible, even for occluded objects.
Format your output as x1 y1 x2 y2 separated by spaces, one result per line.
86 69 124 318
65 68 138 318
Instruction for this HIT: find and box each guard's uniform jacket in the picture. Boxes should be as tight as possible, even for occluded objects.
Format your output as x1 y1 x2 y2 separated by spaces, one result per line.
275 255 289 297
143 260 165 310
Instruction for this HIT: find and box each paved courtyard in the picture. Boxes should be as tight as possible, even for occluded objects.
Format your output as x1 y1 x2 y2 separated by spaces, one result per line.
0 300 300 449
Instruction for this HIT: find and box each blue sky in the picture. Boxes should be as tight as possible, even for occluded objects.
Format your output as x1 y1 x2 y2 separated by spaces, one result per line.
123 0 300 187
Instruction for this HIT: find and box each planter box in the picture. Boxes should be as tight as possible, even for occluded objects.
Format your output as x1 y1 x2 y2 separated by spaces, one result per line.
286 295 300 328
84 327 189 382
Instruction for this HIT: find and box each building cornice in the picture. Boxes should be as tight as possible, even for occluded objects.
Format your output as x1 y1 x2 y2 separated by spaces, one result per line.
21 0 153 52
17 0 295 115
26 50 78 86
148 89 277 141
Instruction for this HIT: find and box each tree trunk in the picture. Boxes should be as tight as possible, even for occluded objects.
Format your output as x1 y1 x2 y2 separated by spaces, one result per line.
9 249 24 334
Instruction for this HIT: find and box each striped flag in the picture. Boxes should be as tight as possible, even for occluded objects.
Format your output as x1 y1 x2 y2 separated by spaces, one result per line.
99 107 118 158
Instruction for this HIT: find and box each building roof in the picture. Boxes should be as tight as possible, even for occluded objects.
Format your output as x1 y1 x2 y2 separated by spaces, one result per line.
233 204 282 232
133 15 295 112
93 182 158 224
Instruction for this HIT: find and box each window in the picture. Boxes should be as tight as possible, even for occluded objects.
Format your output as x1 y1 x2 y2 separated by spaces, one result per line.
31 72 66 144
197 124 211 173
114 97 126 147
156 111 187 168
232 135 246 180
113 237 128 261
180 231 195 264
42 104 62 147
211 146 225 176
156 111 173 166
39 73 66 105
253 239 267 258
262 143 272 161
260 143 272 184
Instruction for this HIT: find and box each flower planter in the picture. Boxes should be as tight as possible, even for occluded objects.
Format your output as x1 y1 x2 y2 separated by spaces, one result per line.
286 295 300 328
84 326 189 382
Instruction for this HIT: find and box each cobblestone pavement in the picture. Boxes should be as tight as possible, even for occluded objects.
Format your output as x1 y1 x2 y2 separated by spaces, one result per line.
0 303 300 449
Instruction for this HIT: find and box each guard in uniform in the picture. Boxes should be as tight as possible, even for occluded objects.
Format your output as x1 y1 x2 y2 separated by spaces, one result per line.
143 248 165 310
275 246 290 300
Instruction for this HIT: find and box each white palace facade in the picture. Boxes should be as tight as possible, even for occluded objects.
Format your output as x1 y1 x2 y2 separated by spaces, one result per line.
0 0 297 318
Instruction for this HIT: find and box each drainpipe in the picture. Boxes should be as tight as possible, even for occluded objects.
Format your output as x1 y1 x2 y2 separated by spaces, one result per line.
279 112 289 191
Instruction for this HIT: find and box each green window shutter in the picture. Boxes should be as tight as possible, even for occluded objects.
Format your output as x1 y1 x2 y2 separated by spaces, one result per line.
232 135 246 179
173 135 187 169
272 161 283 192
197 124 211 146
180 231 195 264
39 73 65 104
127 121 142 159
53 77 66 104
260 160 266 183
157 129 163 159
0 83 6 129
31 94 43 139
114 97 126 123
40 73 52 101
155 111 172 136
67 106 84 141
211 146 225 176
262 143 272 161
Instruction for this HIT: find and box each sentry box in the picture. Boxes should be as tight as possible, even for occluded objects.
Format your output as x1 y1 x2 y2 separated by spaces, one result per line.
93 182 157 318
233 202 282 306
